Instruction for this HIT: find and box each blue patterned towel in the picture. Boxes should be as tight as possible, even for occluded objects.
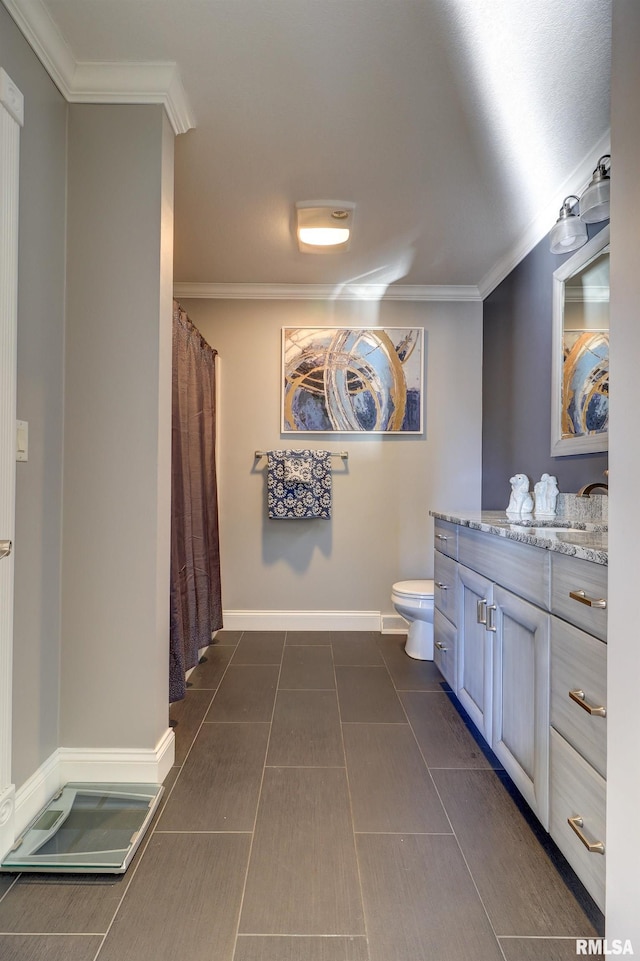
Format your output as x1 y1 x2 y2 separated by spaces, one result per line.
267 449 332 519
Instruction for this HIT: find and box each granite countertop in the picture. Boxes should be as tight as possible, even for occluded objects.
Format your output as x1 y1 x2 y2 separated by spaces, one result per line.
430 509 608 566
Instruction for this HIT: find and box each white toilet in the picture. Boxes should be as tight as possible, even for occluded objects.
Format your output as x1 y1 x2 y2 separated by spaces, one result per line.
391 579 435 660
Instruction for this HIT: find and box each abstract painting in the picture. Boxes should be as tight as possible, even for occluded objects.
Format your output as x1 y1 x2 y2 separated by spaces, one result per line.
562 330 609 438
282 327 423 433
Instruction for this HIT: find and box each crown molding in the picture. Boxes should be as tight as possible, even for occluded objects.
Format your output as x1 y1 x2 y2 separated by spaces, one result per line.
173 282 481 302
2 0 195 133
478 129 611 299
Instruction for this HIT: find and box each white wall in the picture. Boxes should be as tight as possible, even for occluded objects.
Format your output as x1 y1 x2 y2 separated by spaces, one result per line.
605 0 640 944
60 104 173 752
0 4 67 788
184 297 482 627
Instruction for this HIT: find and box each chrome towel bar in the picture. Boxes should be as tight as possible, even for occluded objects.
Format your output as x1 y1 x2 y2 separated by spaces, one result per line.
254 450 348 460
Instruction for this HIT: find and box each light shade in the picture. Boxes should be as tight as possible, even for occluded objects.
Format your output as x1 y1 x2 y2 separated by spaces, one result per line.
579 155 611 224
549 195 588 254
296 201 355 252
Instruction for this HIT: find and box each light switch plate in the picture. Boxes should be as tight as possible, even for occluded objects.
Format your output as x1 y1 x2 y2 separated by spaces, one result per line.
16 419 28 462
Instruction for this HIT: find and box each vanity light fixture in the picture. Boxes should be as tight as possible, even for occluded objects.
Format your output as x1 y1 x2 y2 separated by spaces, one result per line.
296 201 355 252
579 154 611 224
549 195 589 255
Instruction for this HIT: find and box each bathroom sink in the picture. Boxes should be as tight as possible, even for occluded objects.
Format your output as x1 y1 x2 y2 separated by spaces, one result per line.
509 524 607 536
509 521 607 534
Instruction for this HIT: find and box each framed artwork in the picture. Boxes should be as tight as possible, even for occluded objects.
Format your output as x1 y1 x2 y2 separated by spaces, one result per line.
281 327 424 433
561 330 609 439
550 226 609 456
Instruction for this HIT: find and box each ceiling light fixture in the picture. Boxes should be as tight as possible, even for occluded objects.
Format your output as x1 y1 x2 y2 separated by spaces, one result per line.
579 154 611 224
549 195 589 255
296 201 355 252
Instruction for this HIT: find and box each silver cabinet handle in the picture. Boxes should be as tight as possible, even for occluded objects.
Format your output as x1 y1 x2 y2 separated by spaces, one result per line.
436 581 448 590
569 589 607 610
435 640 448 651
476 599 487 625
568 815 605 855
569 689 607 717
486 604 497 633
0 540 12 560
435 534 448 543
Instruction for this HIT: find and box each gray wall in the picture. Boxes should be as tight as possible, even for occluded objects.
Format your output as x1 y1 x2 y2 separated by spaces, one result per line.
60 104 173 750
482 227 609 510
0 4 67 788
184 297 483 621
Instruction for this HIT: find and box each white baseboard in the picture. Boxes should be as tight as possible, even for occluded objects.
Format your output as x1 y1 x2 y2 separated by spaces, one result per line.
222 610 382 632
11 727 175 843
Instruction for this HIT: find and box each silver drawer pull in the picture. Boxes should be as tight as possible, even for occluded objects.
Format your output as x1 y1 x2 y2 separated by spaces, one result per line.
568 815 605 855
569 589 607 610
435 533 448 542
0 540 12 559
436 581 448 591
486 603 497 633
435 640 448 651
569 689 607 717
477 599 487 625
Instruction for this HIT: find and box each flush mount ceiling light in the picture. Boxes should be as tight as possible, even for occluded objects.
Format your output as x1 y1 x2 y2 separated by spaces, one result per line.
579 154 611 224
296 201 355 252
549 195 589 255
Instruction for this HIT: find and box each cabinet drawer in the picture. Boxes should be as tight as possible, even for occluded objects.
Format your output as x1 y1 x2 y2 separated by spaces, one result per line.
434 550 458 623
458 526 549 609
434 609 456 689
550 553 607 641
549 728 606 912
434 519 458 560
551 617 607 778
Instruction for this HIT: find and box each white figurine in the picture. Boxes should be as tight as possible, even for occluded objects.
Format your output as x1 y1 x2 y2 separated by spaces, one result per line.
534 473 558 517
506 473 534 516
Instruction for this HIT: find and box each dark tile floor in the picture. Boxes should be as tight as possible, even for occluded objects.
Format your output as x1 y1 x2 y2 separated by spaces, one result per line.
0 631 604 961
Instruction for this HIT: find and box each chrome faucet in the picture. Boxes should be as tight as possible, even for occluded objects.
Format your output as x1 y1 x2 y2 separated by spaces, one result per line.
577 482 609 497
577 469 609 498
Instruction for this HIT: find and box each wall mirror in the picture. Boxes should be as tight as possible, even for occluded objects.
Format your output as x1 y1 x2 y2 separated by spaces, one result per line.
550 225 609 456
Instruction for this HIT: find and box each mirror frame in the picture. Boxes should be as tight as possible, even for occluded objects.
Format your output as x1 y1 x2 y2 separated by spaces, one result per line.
550 224 610 457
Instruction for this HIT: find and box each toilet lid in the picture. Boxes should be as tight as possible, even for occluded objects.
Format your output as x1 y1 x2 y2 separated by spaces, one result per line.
393 579 434 598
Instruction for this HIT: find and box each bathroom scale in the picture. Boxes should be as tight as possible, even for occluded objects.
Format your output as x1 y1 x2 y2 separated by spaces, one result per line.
1 782 163 874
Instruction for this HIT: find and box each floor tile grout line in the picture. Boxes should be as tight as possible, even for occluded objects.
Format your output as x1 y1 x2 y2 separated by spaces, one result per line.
0 931 106 937
89 636 241 961
391 649 510 961
332 634 372 958
353 830 454 836
229 632 286 955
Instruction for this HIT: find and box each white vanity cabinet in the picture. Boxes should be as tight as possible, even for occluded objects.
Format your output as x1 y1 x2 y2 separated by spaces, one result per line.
433 520 458 688
548 553 607 911
455 528 551 826
432 514 608 911
491 585 550 828
456 563 494 744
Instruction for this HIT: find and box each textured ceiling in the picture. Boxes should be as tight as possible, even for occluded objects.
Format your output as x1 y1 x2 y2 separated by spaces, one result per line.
15 0 612 292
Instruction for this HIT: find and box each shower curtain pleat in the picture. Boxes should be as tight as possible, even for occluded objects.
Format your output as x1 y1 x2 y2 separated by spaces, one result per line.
170 301 223 702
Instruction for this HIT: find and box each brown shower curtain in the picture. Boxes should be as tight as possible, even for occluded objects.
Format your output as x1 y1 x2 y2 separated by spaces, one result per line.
170 301 223 702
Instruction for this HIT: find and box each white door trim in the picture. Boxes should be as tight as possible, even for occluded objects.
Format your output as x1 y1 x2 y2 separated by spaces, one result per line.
0 67 23 859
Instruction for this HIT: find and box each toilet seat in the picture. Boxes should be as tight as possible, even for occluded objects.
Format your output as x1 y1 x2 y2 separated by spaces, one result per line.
392 579 434 599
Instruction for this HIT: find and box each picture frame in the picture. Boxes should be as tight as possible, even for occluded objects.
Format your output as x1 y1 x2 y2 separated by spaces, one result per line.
282 326 424 434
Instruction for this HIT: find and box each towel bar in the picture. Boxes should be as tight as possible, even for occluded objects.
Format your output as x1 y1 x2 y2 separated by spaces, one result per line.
255 449 348 460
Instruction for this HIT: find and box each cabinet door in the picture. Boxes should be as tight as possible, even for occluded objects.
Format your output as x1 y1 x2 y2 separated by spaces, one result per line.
434 608 456 689
456 564 493 743
492 585 550 828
